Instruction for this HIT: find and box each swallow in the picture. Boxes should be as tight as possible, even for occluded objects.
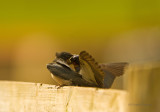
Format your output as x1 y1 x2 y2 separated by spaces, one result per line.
47 52 98 87
47 51 128 88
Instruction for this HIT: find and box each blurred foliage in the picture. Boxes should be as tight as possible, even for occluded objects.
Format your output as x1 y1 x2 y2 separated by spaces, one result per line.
0 0 160 87
0 0 160 45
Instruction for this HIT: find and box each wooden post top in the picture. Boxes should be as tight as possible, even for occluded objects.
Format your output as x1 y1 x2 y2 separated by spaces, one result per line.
0 81 127 112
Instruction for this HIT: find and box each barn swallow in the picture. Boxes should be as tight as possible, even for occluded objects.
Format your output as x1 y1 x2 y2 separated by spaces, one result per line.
47 52 98 87
47 51 128 88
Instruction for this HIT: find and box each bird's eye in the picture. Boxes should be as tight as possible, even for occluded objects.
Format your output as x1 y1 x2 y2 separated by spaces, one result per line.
69 57 74 63
69 55 79 65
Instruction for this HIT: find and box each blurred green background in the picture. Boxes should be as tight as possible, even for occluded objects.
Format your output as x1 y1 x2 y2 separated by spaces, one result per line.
0 0 160 88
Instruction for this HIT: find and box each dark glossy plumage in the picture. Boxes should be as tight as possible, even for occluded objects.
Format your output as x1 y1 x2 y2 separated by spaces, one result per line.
47 51 128 88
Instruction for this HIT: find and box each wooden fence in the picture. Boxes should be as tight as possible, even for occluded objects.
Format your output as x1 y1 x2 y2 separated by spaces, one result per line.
0 63 160 112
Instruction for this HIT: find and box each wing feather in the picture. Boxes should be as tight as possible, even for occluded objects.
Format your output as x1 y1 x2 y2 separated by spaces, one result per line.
100 62 128 88
100 62 128 76
79 51 104 87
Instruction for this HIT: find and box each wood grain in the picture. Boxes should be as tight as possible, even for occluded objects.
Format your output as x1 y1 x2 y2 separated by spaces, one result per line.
125 63 160 112
0 81 127 112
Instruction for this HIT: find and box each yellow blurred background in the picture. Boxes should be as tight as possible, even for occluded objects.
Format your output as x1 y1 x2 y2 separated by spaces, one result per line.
0 0 160 88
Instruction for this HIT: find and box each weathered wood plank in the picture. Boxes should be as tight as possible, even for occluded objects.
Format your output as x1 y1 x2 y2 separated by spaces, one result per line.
125 63 160 112
0 81 127 112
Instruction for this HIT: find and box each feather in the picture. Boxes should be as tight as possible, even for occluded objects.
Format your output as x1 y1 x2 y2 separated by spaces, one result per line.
79 51 104 87
100 62 128 76
100 62 128 88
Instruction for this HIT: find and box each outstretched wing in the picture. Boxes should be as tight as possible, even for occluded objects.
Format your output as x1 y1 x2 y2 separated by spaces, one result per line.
79 51 104 87
99 62 128 88
100 62 128 76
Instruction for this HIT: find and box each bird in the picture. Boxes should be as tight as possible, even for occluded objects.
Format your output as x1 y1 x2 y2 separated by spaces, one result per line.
47 52 98 87
47 51 128 88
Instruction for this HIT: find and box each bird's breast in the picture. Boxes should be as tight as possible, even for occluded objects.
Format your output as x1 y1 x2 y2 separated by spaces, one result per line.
51 73 72 86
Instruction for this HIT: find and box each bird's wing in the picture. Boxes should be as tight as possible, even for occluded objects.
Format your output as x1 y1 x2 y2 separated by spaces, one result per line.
99 62 128 76
99 62 128 88
79 51 104 87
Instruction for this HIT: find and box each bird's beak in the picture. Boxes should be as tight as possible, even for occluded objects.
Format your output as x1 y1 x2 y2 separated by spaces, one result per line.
46 63 53 69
